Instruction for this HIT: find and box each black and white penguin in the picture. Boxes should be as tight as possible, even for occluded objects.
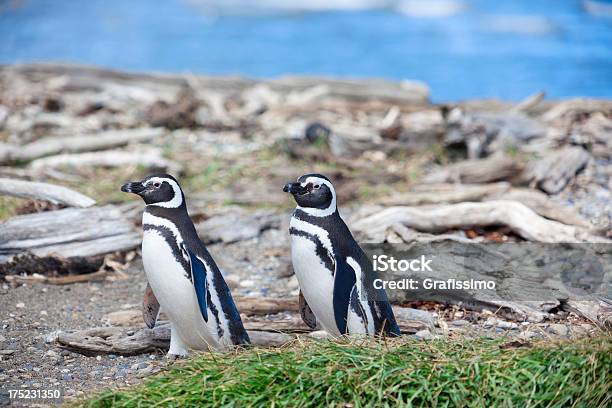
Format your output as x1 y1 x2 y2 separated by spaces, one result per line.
283 173 400 337
121 174 249 356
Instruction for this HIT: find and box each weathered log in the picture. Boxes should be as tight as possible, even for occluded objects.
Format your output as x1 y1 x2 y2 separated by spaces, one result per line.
521 147 590 194
510 91 546 114
382 183 590 228
4 270 109 285
270 76 429 104
370 241 611 323
353 200 607 243
380 183 511 206
0 177 96 207
196 209 281 244
423 155 523 184
29 149 183 174
235 297 299 315
54 325 296 355
0 206 140 270
564 298 612 328
484 187 591 228
0 127 165 164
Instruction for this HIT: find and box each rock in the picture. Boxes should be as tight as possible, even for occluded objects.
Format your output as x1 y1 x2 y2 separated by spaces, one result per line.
483 317 518 330
103 310 142 327
304 122 331 144
286 275 299 290
392 307 436 328
0 350 15 355
15 302 25 308
309 330 331 339
45 331 61 344
240 279 255 288
547 324 569 336
61 373 73 381
0 335 6 342
414 329 434 340
450 319 469 327
518 331 538 340
224 274 241 289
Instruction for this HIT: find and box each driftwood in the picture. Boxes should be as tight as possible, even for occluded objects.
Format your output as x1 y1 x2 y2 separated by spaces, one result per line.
4 270 109 285
0 177 96 207
353 200 607 243
510 91 546 114
235 297 299 315
484 188 591 228
423 155 523 184
382 183 590 228
0 206 140 270
521 147 590 194
380 183 511 206
196 210 282 244
0 127 165 164
374 241 611 323
270 76 429 104
54 324 296 355
29 149 183 174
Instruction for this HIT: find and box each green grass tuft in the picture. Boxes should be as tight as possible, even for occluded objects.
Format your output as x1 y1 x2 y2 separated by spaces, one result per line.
82 336 611 408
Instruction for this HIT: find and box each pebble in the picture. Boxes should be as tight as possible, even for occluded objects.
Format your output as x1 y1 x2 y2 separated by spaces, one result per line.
240 279 255 288
0 335 6 342
548 324 569 336
309 330 331 339
62 374 73 381
224 274 241 289
450 319 469 327
414 329 433 340
518 331 538 340
45 331 60 344
393 308 436 327
16 303 25 308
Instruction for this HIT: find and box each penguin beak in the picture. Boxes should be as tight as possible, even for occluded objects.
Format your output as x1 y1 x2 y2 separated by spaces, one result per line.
283 182 307 195
121 181 145 195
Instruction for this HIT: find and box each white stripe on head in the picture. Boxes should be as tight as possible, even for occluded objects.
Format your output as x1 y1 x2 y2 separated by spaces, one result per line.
144 177 184 208
296 176 337 217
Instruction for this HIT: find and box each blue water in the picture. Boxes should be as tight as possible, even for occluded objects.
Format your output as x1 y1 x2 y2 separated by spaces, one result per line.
0 0 611 101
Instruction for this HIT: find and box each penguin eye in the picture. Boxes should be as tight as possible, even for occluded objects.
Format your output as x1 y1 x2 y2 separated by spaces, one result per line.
153 182 161 188
313 184 320 189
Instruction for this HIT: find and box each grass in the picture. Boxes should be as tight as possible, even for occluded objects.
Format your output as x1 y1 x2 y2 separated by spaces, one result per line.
81 335 611 408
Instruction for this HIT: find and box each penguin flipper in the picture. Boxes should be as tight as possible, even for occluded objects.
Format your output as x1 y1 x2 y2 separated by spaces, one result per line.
332 255 356 335
299 290 317 330
184 246 209 323
143 282 160 329
348 284 368 332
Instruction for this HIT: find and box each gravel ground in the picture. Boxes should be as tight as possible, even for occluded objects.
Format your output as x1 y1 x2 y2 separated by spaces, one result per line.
0 230 297 404
0 220 605 404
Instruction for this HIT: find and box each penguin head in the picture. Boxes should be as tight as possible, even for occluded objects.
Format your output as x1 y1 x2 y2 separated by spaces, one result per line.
121 174 185 208
283 173 336 215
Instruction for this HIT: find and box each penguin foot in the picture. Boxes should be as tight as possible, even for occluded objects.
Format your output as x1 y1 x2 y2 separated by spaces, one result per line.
166 352 188 360
168 324 189 357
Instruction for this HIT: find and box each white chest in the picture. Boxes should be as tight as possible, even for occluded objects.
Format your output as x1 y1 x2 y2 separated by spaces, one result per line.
290 234 339 335
142 230 229 349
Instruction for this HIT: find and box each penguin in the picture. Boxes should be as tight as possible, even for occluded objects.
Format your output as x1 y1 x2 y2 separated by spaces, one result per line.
283 173 400 337
121 174 249 356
